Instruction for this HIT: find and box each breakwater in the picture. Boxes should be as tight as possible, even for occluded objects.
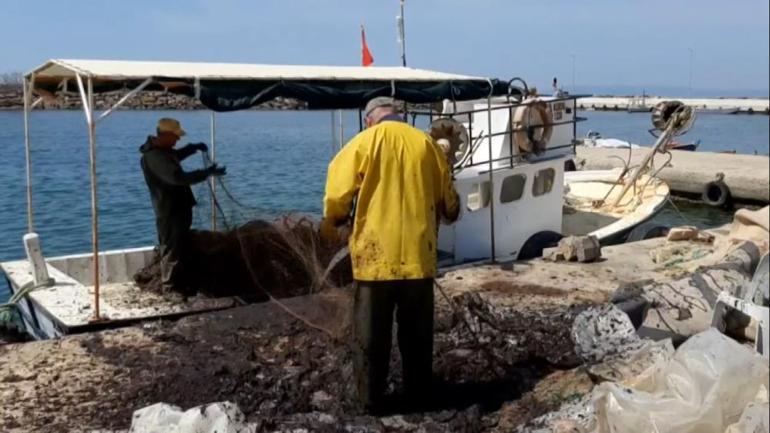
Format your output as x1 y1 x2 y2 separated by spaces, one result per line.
577 96 769 114
0 86 305 110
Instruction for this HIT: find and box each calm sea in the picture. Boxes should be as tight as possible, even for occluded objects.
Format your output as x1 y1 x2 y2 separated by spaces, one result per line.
1 109 768 299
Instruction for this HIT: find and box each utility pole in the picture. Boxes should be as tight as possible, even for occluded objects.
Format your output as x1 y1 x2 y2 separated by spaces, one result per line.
397 0 407 66
688 48 694 96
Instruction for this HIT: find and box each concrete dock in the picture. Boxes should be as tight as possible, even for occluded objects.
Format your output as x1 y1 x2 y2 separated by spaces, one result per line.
575 147 770 204
577 96 769 114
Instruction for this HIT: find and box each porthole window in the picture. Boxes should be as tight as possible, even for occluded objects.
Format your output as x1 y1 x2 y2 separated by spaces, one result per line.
500 174 526 203
533 168 555 197
466 181 491 212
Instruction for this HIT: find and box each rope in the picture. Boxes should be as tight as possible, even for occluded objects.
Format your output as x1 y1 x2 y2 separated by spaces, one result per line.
201 151 262 213
667 196 693 226
233 224 336 339
195 150 337 338
0 279 54 311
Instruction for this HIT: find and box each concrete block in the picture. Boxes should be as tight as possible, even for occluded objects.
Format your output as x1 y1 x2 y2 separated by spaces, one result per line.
542 246 565 262
667 226 716 244
557 235 602 263
667 226 699 241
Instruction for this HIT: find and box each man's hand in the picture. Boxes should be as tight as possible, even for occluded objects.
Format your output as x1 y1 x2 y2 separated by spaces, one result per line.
191 142 209 153
207 163 227 177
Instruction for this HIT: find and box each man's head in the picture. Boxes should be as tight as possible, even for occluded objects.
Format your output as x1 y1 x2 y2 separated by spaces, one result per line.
154 118 186 148
364 97 401 128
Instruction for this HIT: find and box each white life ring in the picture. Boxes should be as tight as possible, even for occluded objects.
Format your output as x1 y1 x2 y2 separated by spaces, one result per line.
512 98 554 154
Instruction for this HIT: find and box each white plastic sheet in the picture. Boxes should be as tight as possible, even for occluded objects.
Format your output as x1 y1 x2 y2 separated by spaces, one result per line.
589 329 770 433
129 401 254 433
725 400 769 433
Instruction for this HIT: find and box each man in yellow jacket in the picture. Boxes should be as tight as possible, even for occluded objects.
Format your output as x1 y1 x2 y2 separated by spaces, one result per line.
322 97 460 411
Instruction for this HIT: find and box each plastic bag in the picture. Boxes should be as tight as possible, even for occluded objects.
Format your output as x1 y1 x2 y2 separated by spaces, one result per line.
589 329 769 433
129 401 253 433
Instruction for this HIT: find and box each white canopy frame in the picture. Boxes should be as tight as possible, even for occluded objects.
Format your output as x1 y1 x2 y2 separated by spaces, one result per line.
21 73 220 322
22 59 503 321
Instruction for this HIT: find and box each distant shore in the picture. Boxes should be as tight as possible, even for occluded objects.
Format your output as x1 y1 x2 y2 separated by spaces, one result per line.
1 86 768 114
0 87 306 111
577 95 769 114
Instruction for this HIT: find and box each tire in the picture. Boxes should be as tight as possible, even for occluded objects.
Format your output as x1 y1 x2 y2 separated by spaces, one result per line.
564 159 577 172
625 223 670 243
702 180 732 208
518 231 563 260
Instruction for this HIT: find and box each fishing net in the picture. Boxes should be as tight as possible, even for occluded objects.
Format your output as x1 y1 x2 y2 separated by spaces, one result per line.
134 152 352 307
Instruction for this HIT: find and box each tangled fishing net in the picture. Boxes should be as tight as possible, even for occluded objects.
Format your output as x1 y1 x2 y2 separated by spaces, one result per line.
134 153 352 301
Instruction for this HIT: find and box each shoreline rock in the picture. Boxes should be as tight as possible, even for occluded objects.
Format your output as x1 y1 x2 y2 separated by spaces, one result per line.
0 86 306 111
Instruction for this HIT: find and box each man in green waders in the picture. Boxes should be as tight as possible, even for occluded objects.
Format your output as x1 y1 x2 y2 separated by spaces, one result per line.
139 118 226 294
322 97 460 412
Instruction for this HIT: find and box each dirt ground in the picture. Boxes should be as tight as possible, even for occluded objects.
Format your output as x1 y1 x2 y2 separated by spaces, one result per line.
0 280 600 432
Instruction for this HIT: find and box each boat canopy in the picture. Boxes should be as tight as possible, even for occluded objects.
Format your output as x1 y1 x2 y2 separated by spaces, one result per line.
28 59 513 111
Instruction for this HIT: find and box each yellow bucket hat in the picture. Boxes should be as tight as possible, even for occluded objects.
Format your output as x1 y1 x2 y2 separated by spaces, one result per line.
157 118 186 138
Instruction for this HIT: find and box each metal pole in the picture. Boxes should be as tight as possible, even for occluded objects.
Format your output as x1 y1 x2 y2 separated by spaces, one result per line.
398 0 407 67
330 111 337 154
86 77 101 320
210 112 217 230
688 48 694 96
610 123 676 208
486 97 496 262
96 77 153 123
23 75 34 233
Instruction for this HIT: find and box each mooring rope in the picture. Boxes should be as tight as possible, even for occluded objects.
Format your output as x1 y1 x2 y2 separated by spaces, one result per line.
233 223 337 339
0 279 55 319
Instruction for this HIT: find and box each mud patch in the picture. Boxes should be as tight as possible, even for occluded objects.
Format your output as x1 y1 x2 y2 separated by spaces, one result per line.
481 281 565 297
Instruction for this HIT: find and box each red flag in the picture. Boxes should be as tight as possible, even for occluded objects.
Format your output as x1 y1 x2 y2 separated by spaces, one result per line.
361 25 374 67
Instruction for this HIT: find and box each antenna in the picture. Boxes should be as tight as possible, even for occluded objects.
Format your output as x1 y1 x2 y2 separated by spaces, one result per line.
396 0 406 66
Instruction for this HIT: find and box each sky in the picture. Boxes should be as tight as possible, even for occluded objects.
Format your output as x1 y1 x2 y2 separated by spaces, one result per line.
1 0 768 96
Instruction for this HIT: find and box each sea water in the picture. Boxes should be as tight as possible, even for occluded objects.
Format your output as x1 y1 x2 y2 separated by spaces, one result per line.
0 109 767 299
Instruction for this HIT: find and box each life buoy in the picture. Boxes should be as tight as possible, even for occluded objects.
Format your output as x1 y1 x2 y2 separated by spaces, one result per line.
512 98 554 155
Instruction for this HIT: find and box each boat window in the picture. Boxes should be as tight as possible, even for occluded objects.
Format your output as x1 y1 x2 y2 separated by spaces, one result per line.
500 174 526 203
466 181 491 212
533 168 555 197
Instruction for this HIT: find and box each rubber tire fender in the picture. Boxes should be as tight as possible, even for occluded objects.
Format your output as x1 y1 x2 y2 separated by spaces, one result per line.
518 230 564 260
702 180 732 208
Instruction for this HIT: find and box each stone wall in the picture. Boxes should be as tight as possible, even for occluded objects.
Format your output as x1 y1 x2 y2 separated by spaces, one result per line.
0 86 305 110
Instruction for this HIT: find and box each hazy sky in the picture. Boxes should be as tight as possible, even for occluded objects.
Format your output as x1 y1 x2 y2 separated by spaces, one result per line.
1 0 768 95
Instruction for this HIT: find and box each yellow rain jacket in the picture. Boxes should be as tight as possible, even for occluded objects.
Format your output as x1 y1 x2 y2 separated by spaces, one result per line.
324 119 460 281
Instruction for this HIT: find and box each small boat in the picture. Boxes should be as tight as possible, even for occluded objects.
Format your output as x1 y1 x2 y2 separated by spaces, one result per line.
695 107 739 115
582 131 699 152
627 92 651 113
666 139 700 151
563 168 669 245
582 131 640 149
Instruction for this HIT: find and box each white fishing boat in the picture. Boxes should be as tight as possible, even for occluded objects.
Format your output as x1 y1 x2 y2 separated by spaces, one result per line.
627 91 651 112
581 130 700 152
1 59 680 339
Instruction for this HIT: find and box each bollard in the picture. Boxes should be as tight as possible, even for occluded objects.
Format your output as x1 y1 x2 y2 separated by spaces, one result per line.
23 233 51 286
